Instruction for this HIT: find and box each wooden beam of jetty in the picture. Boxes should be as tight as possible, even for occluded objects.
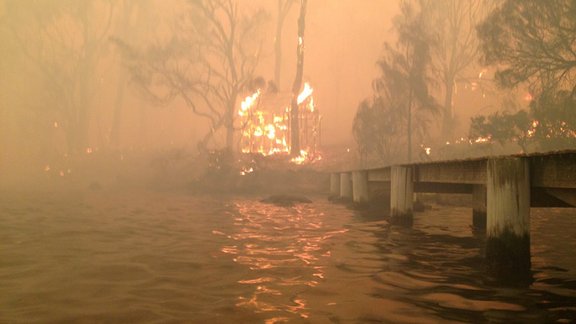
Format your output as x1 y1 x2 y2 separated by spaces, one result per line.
333 151 576 206
329 150 576 282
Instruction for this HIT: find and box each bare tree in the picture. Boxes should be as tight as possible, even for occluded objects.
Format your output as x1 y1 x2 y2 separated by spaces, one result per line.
5 0 115 155
116 0 267 153
421 0 497 141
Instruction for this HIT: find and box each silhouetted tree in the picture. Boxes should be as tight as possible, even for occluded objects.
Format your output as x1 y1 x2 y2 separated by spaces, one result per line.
379 0 438 162
354 1 437 165
469 110 531 152
531 90 576 150
5 0 115 154
468 89 576 153
353 98 404 166
289 0 307 156
421 0 497 141
478 0 576 95
116 0 267 153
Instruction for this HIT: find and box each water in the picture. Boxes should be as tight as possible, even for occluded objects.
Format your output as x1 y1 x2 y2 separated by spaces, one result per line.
1 189 575 323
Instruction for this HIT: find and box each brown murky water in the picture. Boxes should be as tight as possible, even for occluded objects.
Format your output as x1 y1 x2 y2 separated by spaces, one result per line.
1 189 575 323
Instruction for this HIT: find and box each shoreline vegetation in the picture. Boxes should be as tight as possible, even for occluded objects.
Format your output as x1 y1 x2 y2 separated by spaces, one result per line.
0 148 330 196
1 146 474 214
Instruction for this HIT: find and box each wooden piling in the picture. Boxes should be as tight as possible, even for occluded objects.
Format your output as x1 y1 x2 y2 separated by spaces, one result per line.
352 171 369 204
486 157 531 281
390 166 413 225
340 172 353 200
330 173 340 197
472 185 487 231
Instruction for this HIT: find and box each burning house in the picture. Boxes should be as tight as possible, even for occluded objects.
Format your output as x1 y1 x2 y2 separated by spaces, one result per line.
237 82 321 163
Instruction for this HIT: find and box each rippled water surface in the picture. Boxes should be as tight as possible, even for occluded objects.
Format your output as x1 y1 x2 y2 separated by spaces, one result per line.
1 189 576 323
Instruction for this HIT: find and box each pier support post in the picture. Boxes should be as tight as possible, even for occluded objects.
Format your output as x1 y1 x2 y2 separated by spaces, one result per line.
390 166 413 225
352 171 369 204
486 158 531 282
330 173 341 197
472 185 487 231
340 172 353 200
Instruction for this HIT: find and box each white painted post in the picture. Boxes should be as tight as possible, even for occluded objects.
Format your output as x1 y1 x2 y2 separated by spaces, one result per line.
472 185 487 230
390 166 413 225
330 173 340 196
486 157 531 281
340 172 353 200
352 171 369 204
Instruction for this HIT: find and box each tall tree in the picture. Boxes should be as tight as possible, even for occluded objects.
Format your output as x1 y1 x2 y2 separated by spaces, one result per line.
289 0 307 156
478 0 576 95
383 0 437 162
4 0 115 155
422 0 497 141
354 1 437 165
116 0 267 152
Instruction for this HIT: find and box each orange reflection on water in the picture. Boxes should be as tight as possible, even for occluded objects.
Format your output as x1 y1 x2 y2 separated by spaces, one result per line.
218 199 347 320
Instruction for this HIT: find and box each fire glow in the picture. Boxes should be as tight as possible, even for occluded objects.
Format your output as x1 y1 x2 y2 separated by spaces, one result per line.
238 82 321 163
297 83 313 105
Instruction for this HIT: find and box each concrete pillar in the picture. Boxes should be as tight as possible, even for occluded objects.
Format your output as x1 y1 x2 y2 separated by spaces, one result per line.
340 172 353 200
472 185 487 230
486 157 531 282
352 171 369 204
330 173 340 196
390 166 413 225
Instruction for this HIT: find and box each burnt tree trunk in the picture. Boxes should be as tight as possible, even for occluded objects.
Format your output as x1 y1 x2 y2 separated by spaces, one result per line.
290 0 307 157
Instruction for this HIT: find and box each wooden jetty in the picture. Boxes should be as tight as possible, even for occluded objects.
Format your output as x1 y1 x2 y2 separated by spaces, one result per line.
330 150 576 281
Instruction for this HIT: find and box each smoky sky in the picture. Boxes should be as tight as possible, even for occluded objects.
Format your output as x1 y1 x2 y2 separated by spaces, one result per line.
260 0 401 145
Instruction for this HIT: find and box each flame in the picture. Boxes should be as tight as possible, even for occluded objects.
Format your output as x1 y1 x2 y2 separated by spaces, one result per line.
239 89 261 116
238 83 320 164
290 150 309 165
308 97 315 112
478 69 487 79
420 144 431 155
253 127 263 137
297 83 313 105
527 120 539 138
474 136 490 143
264 124 276 140
240 167 254 176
